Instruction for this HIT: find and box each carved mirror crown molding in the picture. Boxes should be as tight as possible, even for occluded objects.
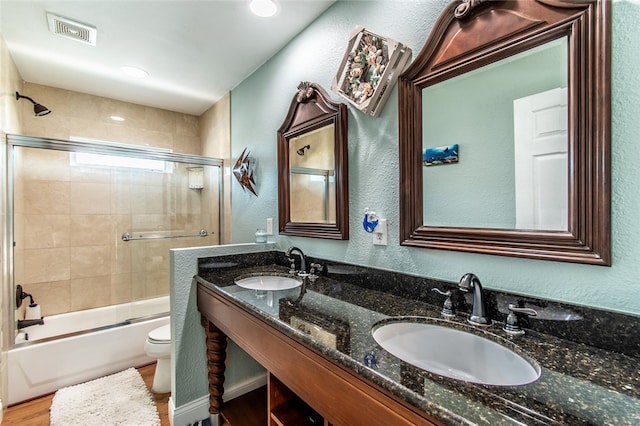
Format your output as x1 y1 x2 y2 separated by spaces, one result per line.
398 0 611 265
278 82 349 240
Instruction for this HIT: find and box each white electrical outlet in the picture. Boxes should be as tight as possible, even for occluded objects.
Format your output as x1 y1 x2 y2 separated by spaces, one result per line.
266 217 273 235
373 219 388 246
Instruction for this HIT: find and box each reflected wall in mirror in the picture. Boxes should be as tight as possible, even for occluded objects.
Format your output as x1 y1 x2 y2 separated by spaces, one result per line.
278 82 348 239
422 37 568 230
399 0 611 265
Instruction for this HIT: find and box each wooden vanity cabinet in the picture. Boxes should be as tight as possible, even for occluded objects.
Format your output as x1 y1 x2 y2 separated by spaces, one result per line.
269 373 326 426
197 283 441 426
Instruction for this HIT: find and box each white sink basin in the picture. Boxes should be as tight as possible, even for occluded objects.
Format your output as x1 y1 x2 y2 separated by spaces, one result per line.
234 274 302 291
372 319 541 386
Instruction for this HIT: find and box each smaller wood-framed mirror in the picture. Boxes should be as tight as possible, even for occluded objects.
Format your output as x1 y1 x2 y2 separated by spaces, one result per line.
278 82 349 239
398 0 611 265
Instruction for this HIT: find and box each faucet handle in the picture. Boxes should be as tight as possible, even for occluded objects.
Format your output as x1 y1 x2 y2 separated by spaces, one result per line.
308 263 323 282
309 262 323 273
503 303 537 336
287 257 297 274
431 288 456 318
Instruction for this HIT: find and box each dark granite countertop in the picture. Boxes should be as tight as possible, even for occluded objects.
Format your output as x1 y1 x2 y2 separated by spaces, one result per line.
197 256 640 425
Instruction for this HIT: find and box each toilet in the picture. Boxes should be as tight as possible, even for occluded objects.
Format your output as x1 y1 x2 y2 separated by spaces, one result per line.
144 323 171 393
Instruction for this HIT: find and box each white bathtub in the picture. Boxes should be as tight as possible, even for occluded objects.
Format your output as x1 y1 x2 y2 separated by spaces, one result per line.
8 296 170 405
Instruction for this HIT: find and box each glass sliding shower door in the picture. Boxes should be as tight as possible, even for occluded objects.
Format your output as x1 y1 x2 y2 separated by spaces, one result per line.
115 158 221 316
7 134 222 325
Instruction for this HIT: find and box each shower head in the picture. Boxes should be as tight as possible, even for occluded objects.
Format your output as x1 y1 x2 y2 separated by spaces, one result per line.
296 144 311 156
16 91 52 116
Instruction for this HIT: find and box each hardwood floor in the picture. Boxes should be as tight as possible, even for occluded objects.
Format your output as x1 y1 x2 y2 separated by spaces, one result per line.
2 390 53 426
3 363 170 426
3 363 266 426
143 364 171 426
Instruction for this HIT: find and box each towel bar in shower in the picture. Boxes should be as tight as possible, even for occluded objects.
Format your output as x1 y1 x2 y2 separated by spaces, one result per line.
122 229 209 241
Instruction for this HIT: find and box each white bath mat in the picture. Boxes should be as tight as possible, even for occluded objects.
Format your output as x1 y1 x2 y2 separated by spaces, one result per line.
50 367 160 426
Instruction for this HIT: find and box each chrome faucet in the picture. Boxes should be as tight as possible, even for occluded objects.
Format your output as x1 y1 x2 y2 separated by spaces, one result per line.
458 273 491 326
285 246 308 276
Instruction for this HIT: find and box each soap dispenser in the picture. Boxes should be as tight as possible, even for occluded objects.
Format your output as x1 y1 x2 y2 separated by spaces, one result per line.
255 229 267 243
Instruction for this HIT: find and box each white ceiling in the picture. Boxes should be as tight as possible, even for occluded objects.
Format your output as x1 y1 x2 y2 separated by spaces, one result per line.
1 0 335 116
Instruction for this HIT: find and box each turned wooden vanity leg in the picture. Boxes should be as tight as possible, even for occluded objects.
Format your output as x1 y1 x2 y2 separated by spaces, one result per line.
201 316 228 417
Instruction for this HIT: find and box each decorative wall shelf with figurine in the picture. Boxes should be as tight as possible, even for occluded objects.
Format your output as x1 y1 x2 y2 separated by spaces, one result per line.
331 26 411 117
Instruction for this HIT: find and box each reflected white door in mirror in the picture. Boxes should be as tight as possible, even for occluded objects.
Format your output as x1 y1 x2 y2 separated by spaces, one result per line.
514 87 568 231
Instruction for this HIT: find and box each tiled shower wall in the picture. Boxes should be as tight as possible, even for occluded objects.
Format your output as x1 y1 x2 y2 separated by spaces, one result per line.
13 83 222 317
19 83 201 155
13 147 220 316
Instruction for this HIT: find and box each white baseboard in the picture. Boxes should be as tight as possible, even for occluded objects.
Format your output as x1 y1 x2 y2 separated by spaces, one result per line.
223 372 267 402
169 373 267 425
169 395 211 426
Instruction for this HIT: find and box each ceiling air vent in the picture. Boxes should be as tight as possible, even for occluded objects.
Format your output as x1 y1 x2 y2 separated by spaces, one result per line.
46 12 97 46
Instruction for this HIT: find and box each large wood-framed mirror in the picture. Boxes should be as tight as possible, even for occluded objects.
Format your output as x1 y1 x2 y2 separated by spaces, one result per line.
278 82 349 239
398 0 611 265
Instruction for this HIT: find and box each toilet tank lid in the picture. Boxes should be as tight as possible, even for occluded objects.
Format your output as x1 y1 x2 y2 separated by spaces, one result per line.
148 324 171 342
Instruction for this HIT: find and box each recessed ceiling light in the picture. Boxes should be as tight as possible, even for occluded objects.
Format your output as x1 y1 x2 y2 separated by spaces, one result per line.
249 0 278 17
120 65 149 79
110 115 125 122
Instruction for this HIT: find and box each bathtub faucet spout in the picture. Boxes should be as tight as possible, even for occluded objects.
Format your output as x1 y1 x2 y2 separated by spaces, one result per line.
17 318 44 329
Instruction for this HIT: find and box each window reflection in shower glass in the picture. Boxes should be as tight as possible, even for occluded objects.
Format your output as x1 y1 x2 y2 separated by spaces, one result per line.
71 152 168 172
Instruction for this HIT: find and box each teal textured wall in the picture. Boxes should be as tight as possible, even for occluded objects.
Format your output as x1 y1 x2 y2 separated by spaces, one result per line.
230 0 640 315
171 244 269 408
